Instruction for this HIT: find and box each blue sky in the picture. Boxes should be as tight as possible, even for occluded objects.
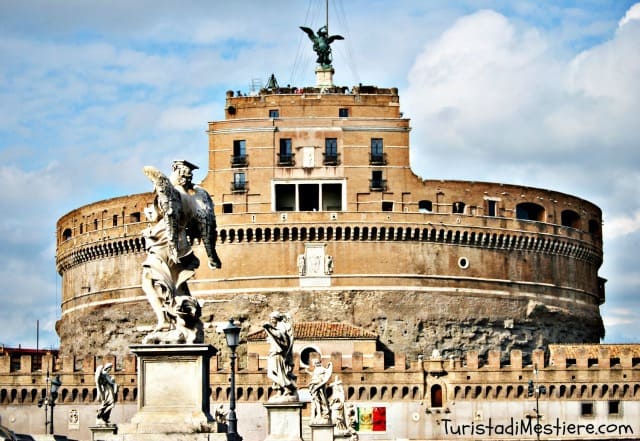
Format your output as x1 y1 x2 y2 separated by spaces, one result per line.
1 0 639 349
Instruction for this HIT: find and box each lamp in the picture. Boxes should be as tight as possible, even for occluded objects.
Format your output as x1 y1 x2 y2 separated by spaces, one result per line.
39 372 62 434
223 319 242 441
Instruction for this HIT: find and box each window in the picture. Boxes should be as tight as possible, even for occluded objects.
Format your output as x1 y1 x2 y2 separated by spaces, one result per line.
452 201 465 214
561 210 580 228
382 201 393 212
370 138 385 164
339 108 349 117
324 138 339 165
581 402 594 416
269 109 279 118
608 400 620 415
278 138 294 165
419 200 433 213
10 354 20 372
232 173 247 192
93 219 99 230
299 184 319 211
274 181 344 212
112 214 118 227
62 228 72 241
370 170 386 191
431 384 443 408
610 357 621 366
222 203 233 214
232 140 247 167
79 223 84 234
486 200 497 217
130 212 141 223
588 219 601 236
516 202 545 222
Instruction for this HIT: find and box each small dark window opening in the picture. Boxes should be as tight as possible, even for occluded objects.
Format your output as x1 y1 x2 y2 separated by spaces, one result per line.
299 184 319 211
269 109 279 118
275 184 296 211
418 200 433 212
588 219 601 236
561 210 580 228
610 357 621 367
370 170 386 191
581 402 594 416
112 214 118 227
487 200 497 217
452 201 465 214
431 384 443 408
370 138 385 164
93 219 99 230
324 138 339 165
10 355 21 372
588 358 598 368
130 212 141 223
232 140 247 167
62 228 72 241
382 201 393 212
222 203 233 214
516 202 545 221
278 138 294 165
339 108 349 117
608 400 620 415
566 358 576 367
79 223 84 234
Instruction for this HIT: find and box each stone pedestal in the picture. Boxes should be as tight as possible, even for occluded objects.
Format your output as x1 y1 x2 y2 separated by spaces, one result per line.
90 424 118 441
121 344 219 438
310 422 334 441
264 402 304 441
315 67 334 88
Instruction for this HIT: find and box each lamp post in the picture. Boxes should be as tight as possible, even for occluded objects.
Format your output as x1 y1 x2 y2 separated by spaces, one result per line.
528 364 546 441
38 371 62 434
223 318 242 441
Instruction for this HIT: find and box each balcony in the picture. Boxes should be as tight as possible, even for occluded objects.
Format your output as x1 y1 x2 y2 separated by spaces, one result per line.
230 181 248 192
277 153 295 166
369 152 387 165
323 152 341 166
231 154 248 168
369 179 387 191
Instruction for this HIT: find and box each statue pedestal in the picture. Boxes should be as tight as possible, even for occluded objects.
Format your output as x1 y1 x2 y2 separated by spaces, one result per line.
264 402 304 441
119 344 220 439
315 67 335 88
89 424 118 441
310 422 334 441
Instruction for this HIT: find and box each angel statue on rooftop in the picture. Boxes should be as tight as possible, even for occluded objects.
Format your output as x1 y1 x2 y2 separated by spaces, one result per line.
263 311 298 402
141 160 222 344
300 25 344 68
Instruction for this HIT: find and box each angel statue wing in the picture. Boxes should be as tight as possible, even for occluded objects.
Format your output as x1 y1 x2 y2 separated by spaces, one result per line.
299 26 316 42
143 165 182 264
190 186 222 269
327 34 344 44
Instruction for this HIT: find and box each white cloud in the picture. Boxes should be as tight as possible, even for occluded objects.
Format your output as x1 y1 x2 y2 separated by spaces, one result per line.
618 2 640 28
604 211 640 239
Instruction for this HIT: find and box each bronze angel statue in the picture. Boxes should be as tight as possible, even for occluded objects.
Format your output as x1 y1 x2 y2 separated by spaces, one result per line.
300 25 344 68
141 160 221 344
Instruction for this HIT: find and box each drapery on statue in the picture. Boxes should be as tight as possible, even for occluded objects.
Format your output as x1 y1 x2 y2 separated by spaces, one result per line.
306 359 333 424
95 363 118 426
329 376 349 432
300 25 344 68
141 160 222 344
263 311 298 402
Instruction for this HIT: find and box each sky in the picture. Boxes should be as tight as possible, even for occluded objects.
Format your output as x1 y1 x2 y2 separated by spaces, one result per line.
0 0 639 349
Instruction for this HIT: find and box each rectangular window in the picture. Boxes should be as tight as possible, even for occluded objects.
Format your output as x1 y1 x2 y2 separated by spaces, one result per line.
608 400 620 415
581 402 594 416
370 138 384 164
339 108 349 117
222 203 233 214
232 173 246 191
278 138 294 165
10 354 21 372
370 170 386 191
487 200 497 217
130 212 141 223
232 140 247 167
324 138 338 165
269 109 279 118
112 214 118 227
382 201 393 212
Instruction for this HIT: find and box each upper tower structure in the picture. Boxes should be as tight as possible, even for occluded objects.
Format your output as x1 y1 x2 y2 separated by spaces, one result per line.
55 24 605 361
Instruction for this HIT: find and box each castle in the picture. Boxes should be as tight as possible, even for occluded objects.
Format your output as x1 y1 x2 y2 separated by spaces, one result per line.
1 27 638 441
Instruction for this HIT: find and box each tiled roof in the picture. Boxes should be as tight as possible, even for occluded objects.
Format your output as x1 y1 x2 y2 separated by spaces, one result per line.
247 322 378 341
549 343 640 358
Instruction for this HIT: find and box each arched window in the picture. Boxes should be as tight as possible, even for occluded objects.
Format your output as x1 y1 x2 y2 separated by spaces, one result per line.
561 209 580 228
62 228 72 241
516 202 545 222
419 200 433 213
431 384 443 407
